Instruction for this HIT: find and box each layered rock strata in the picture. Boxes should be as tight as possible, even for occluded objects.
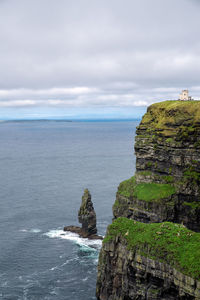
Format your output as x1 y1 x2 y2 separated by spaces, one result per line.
96 218 200 300
97 101 200 299
64 189 102 239
113 101 200 232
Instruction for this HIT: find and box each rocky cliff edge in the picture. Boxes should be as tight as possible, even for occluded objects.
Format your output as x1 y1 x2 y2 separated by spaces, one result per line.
113 101 200 232
97 101 200 300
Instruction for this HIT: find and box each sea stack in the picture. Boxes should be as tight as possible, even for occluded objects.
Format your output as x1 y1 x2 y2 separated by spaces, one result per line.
78 189 97 236
64 189 102 240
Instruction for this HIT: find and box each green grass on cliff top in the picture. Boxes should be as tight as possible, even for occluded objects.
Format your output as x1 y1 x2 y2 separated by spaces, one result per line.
141 100 200 129
118 176 175 202
104 217 200 280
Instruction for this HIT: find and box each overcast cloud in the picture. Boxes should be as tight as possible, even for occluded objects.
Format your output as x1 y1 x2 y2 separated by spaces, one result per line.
0 0 200 117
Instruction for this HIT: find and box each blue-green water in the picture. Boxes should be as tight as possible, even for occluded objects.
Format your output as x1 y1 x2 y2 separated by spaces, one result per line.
0 120 138 299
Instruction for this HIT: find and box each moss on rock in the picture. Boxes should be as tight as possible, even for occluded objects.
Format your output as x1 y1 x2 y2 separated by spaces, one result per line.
103 217 200 280
141 100 200 131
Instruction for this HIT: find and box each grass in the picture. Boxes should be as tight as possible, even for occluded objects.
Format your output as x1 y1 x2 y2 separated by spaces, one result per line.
162 175 174 183
166 137 174 143
141 100 200 134
118 176 136 198
103 217 200 279
134 183 175 202
118 176 176 202
137 171 152 176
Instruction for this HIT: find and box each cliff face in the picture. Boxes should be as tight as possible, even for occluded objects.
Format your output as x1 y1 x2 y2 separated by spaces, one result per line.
96 218 200 300
113 101 200 232
97 101 200 300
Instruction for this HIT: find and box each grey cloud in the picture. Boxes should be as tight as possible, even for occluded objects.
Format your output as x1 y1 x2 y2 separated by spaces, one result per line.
0 85 199 109
0 0 199 108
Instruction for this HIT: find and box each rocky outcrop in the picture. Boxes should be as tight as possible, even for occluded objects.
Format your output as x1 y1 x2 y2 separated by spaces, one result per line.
96 218 200 300
78 188 97 235
64 189 102 239
113 101 200 232
97 101 200 299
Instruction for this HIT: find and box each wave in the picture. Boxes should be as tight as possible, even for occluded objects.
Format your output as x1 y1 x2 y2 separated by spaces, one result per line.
30 228 41 233
19 228 41 233
44 229 102 251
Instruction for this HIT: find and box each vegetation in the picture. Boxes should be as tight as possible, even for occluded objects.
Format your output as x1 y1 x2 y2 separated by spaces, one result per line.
112 198 128 210
134 182 175 202
141 101 200 135
194 140 200 148
146 161 153 168
103 217 200 279
184 167 200 184
118 176 175 202
183 202 200 209
169 167 172 174
162 175 174 183
137 170 152 176
166 137 174 143
118 176 136 198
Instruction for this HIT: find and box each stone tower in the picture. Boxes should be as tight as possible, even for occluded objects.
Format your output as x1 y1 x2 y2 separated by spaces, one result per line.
179 89 192 100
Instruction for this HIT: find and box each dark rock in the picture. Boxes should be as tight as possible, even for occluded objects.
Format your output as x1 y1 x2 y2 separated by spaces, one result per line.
64 189 102 240
63 225 103 240
78 189 97 235
113 101 200 232
96 229 200 300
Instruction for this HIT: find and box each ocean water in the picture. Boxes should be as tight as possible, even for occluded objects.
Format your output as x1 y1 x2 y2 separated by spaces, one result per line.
0 120 138 300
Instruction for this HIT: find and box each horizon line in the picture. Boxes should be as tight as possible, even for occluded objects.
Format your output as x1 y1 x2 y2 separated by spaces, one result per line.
0 117 141 122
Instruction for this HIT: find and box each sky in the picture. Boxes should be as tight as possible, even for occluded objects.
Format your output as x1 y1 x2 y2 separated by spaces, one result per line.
0 0 200 119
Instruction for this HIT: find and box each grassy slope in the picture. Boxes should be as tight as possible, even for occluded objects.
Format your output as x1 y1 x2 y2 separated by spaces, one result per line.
118 176 175 202
104 217 200 279
141 100 200 129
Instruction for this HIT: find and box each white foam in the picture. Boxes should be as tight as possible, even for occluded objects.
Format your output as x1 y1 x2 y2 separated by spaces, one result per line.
44 229 102 251
82 277 88 282
19 228 41 233
93 258 99 265
30 228 41 233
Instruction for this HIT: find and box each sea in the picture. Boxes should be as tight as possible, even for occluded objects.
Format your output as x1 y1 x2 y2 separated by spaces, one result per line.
0 120 139 300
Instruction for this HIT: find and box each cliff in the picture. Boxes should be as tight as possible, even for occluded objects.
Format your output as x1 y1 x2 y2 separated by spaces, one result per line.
96 218 200 300
113 101 200 232
96 101 200 300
